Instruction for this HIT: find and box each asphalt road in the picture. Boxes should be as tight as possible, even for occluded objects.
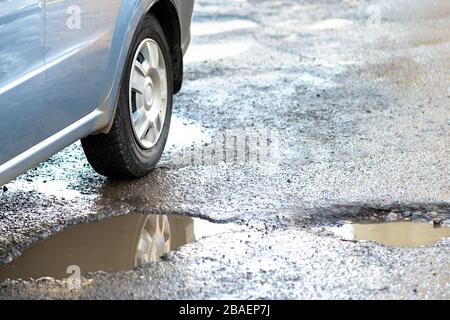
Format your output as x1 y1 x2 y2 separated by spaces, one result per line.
0 0 449 299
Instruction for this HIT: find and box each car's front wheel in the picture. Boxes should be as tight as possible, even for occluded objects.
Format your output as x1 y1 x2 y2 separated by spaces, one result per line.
81 15 173 179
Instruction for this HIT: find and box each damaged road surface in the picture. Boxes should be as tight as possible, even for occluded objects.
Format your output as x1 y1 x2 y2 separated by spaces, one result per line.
0 0 450 299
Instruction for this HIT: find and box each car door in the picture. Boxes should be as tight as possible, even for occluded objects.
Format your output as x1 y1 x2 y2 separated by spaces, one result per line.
38 0 121 141
0 0 45 165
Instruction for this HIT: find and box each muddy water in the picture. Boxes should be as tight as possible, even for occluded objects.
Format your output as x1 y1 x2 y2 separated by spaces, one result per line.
329 221 450 248
0 214 234 281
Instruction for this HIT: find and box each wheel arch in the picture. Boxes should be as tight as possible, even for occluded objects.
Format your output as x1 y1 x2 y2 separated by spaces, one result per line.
94 0 183 134
150 0 184 94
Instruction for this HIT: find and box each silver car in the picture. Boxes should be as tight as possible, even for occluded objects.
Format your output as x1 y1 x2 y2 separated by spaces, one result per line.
0 0 194 184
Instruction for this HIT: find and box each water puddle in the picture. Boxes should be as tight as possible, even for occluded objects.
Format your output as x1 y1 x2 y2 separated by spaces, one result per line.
302 19 353 31
184 41 253 63
167 116 211 149
191 19 258 36
328 221 450 248
0 214 234 281
7 179 83 200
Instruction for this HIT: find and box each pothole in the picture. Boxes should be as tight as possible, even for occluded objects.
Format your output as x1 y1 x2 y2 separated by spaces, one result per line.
289 204 450 248
327 221 450 248
0 213 235 282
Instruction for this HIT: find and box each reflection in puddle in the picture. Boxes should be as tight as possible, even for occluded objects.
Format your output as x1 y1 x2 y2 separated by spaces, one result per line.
184 41 252 63
0 214 234 281
329 221 450 248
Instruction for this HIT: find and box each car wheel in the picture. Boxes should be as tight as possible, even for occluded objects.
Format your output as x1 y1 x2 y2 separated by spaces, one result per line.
81 15 173 179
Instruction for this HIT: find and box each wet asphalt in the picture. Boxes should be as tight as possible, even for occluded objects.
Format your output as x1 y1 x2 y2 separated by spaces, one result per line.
0 0 449 299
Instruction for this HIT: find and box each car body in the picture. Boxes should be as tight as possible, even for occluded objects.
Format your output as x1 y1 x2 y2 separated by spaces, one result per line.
0 0 194 185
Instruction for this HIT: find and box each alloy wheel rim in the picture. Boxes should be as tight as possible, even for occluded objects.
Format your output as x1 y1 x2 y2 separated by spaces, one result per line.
129 39 168 149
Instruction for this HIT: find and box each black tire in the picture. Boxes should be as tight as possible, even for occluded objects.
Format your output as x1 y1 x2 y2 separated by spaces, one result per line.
81 15 173 179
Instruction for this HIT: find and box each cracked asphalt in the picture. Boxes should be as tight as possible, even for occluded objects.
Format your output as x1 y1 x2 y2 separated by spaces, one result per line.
0 0 449 299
